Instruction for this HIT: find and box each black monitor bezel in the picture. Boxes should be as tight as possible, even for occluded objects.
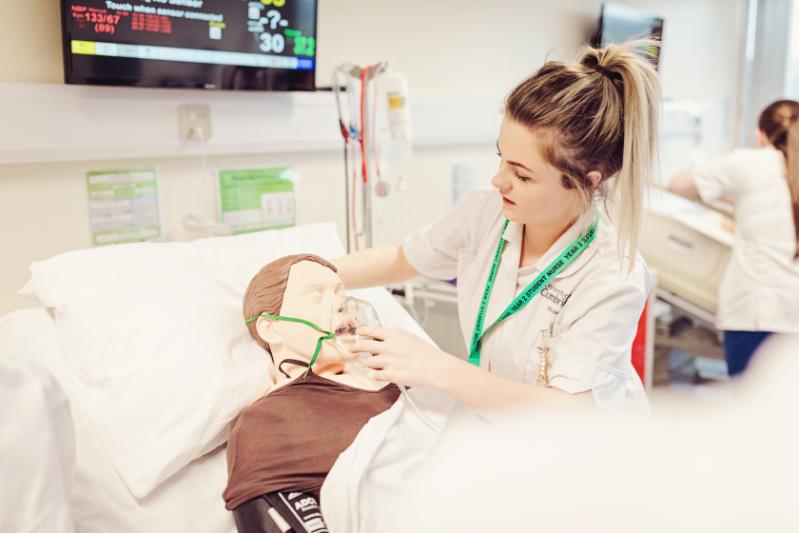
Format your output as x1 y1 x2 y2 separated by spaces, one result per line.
594 2 664 70
59 0 318 91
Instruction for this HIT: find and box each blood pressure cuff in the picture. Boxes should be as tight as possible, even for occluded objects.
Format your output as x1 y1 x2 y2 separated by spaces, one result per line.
232 491 328 533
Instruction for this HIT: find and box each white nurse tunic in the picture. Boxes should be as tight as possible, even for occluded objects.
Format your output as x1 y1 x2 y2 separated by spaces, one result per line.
694 147 799 333
402 188 650 411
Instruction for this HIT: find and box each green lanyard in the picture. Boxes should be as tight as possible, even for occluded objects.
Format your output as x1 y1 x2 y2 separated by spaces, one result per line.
468 217 599 366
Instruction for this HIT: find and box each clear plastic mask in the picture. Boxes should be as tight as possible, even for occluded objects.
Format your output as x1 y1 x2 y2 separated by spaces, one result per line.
330 296 381 374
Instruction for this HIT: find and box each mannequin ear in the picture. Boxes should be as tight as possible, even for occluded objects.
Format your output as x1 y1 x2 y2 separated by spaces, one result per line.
585 170 602 188
255 316 282 347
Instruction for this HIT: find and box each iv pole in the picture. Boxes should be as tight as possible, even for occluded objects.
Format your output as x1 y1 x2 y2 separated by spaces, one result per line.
332 62 388 252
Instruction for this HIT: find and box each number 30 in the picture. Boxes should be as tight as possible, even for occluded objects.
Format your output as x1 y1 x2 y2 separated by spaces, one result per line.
260 32 286 53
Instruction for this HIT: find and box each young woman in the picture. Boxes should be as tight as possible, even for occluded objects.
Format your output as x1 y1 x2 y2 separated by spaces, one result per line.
669 100 799 376
333 40 661 412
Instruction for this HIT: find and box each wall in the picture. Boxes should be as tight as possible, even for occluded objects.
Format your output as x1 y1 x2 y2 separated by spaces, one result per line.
0 0 745 313
635 0 746 156
743 0 793 147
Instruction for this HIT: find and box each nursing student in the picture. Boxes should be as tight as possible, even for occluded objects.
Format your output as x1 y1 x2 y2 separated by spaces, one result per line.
333 40 661 412
668 100 799 376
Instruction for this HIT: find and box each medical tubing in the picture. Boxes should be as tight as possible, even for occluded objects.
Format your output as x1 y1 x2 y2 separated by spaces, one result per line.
333 70 351 252
359 67 369 185
360 67 372 248
370 71 382 182
397 384 441 434
342 142 351 252
249 313 438 431
349 75 362 249
245 313 334 370
352 139 360 248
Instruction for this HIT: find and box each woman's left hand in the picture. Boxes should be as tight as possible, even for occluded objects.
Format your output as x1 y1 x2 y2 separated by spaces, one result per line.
349 326 453 388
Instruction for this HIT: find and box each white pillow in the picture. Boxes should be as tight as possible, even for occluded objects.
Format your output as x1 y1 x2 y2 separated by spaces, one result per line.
26 223 347 499
0 308 237 533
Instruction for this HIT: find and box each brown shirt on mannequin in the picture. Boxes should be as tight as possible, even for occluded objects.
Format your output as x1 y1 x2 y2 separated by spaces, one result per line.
223 368 400 510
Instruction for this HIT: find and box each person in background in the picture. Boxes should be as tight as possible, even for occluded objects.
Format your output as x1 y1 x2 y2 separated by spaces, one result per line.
668 100 799 376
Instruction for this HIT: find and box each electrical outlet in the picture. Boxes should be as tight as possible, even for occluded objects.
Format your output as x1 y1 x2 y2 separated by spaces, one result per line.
179 104 212 142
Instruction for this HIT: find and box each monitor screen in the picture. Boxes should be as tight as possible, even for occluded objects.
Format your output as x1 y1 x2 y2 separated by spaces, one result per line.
60 0 317 91
596 3 663 70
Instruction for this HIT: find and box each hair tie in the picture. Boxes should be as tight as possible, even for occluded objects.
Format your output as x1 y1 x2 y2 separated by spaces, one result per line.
593 64 616 79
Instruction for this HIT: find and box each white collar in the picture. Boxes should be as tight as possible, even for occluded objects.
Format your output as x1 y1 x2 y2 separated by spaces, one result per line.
503 207 600 279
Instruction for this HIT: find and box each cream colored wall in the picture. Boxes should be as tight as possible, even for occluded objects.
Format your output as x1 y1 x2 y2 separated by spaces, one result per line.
633 0 746 155
0 0 745 314
0 1 63 84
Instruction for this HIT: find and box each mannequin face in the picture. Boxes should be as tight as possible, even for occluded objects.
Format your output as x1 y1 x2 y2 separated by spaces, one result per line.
255 260 353 367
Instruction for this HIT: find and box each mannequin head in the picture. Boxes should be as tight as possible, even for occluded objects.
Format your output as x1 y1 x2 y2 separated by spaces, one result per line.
243 254 354 376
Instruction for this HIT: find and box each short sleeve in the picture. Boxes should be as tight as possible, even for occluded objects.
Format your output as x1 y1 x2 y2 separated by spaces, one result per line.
693 151 741 204
402 189 496 280
545 261 650 411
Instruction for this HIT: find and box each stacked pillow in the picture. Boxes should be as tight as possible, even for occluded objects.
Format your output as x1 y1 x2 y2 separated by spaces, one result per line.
24 223 346 498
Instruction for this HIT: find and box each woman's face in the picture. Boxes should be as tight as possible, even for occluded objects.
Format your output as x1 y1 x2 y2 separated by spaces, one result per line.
491 115 583 228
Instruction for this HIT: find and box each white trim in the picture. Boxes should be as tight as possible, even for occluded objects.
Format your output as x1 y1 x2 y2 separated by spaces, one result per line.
0 82 500 165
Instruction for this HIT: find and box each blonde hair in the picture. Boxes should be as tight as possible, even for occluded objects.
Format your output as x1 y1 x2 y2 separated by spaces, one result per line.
758 100 799 257
504 40 661 269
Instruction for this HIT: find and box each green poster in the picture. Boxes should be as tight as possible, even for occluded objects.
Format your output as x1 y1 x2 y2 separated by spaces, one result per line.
218 167 297 234
86 168 163 246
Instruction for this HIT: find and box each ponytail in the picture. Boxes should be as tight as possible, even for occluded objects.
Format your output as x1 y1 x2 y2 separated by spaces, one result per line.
580 41 661 270
786 123 799 257
759 99 799 258
505 40 661 271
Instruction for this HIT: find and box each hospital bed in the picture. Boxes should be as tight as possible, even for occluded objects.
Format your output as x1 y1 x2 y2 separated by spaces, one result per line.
640 188 733 323
0 223 431 533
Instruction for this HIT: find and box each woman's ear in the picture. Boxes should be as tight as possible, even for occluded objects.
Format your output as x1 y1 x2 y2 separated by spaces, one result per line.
586 170 602 188
256 316 281 347
755 128 769 147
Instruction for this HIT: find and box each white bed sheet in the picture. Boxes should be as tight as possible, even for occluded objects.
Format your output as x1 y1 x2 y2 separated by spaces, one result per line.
0 308 236 533
0 286 431 532
0 352 75 533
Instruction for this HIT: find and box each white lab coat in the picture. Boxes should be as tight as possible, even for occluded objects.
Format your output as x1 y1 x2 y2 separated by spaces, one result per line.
694 147 799 333
402 187 649 410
